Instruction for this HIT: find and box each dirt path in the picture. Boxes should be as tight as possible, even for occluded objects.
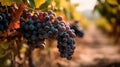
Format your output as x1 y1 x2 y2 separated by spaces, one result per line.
74 23 120 67
33 23 120 67
80 23 111 46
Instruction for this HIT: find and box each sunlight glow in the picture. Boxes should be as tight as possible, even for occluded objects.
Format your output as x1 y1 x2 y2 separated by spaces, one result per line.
71 0 97 11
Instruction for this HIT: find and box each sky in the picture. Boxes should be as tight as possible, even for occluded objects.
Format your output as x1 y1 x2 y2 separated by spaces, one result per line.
71 0 97 11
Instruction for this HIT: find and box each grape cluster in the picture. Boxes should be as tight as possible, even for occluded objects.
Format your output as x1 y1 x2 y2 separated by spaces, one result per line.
52 16 76 60
0 2 82 60
0 12 10 31
70 21 84 37
20 10 58 49
0 3 15 32
20 10 76 60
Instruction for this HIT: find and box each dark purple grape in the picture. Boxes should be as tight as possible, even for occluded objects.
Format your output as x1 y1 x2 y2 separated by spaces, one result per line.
20 17 25 22
46 21 52 26
44 16 50 21
38 28 42 33
53 29 58 33
38 34 44 39
24 24 29 30
36 23 42 28
0 15 3 21
39 43 45 49
43 33 49 38
63 38 67 42
32 14 38 20
0 13 6 19
59 26 66 32
57 16 63 21
31 35 37 41
28 18 34 24
24 33 30 38
53 19 59 25
44 26 50 31
20 22 25 28
52 12 56 17
29 24 35 30
0 24 4 31
43 12 48 17
47 10 53 15
41 30 46 34
67 56 72 60
49 15 54 20
48 30 52 33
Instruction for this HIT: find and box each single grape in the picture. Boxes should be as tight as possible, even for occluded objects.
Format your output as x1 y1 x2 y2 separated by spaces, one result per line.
0 15 3 21
29 24 35 30
0 24 4 31
47 10 53 15
57 16 63 21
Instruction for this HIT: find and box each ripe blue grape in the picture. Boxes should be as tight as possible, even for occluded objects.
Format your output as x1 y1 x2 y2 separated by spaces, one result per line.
70 21 84 37
0 12 10 31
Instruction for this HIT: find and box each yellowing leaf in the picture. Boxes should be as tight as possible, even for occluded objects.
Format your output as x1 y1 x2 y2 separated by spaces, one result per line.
107 0 118 5
0 41 9 49
20 48 27 53
51 0 56 6
60 0 69 10
0 48 4 57
0 0 12 6
34 0 46 8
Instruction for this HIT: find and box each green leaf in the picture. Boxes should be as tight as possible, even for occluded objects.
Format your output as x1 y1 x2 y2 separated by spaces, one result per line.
13 0 22 5
39 0 52 9
27 0 35 8
0 48 4 57
0 41 9 49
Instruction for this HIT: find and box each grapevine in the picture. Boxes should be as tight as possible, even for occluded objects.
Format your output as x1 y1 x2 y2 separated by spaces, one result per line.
0 1 84 67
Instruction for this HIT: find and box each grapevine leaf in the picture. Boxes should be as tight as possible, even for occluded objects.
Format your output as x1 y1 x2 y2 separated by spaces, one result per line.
34 0 46 8
27 0 35 8
0 41 9 50
39 0 52 9
13 0 22 5
0 48 4 57
0 0 12 6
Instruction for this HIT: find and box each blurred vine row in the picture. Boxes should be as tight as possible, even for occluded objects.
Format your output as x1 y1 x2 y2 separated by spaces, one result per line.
94 0 120 43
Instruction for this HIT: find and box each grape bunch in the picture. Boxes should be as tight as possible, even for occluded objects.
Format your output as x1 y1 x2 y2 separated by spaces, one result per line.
20 9 76 60
51 16 76 60
70 21 84 37
0 12 10 31
20 10 58 49
0 3 17 32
